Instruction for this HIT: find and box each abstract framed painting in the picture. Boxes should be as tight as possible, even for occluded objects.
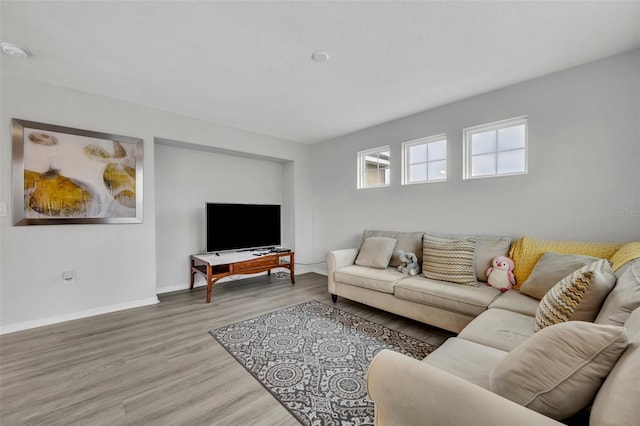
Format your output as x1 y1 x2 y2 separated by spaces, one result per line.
12 119 143 225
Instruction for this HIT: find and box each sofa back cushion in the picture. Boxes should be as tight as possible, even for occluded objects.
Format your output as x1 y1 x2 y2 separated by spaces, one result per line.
596 260 640 326
590 307 640 426
362 230 423 267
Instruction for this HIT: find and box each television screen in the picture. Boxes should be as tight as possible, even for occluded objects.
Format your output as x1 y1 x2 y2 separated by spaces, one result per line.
206 203 281 252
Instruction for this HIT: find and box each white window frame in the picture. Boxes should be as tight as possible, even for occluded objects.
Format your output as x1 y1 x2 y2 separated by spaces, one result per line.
357 146 390 189
401 134 447 185
463 116 528 180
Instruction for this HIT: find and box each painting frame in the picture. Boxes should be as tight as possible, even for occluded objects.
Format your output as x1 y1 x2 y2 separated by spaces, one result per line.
12 119 143 225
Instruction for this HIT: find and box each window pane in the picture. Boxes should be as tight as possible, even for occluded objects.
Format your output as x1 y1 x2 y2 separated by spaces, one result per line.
428 140 446 161
497 149 525 174
472 153 496 176
471 131 496 155
498 125 525 151
409 144 427 164
409 164 427 182
427 160 446 181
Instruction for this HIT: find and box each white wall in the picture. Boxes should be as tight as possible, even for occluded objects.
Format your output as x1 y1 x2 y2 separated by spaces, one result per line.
154 143 284 293
311 50 640 262
0 75 314 333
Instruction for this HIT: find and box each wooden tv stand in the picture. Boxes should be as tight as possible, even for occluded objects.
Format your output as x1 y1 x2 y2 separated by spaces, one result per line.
190 251 295 303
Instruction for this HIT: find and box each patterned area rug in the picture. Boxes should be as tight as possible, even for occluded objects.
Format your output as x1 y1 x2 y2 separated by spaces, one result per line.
210 300 438 425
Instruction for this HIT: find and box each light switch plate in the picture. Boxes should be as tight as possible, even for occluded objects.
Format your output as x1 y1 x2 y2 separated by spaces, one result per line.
0 203 7 217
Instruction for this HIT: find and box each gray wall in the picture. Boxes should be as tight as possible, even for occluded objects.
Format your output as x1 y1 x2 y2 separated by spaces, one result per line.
0 75 313 332
311 50 640 263
154 143 284 293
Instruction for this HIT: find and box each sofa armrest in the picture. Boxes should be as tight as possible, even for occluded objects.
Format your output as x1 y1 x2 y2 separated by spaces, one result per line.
367 349 563 426
326 248 359 295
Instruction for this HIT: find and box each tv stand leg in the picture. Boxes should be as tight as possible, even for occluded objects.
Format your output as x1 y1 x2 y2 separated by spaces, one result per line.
331 294 337 303
189 258 196 290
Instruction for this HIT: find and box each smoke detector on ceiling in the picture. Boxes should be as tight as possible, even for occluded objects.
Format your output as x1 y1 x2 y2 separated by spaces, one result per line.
311 51 330 63
1 42 31 58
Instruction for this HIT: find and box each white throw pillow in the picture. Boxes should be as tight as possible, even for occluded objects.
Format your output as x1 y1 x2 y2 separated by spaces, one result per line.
489 321 628 420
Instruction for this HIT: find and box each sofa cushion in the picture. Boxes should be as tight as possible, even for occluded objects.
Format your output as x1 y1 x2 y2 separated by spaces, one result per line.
362 230 424 267
488 290 539 317
334 265 405 294
394 276 501 316
489 321 628 420
614 257 639 279
534 260 606 332
422 337 508 390
422 235 477 286
519 252 599 300
590 307 640 426
458 308 536 352
355 236 397 269
596 260 640 326
509 236 623 288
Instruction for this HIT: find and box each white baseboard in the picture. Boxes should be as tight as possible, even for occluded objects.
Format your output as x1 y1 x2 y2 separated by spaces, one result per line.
311 267 328 276
0 297 160 335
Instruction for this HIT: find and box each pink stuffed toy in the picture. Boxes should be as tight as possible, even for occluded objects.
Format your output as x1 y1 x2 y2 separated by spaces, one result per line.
486 256 515 292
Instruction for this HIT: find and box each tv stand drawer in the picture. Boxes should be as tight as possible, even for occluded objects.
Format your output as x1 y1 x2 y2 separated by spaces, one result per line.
233 256 280 272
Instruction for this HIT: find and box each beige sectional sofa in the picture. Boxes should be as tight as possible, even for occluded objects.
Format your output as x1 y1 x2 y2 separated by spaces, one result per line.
326 230 640 425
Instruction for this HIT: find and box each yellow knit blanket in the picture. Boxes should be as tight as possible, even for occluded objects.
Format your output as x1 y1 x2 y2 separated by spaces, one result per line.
610 242 640 271
508 236 632 288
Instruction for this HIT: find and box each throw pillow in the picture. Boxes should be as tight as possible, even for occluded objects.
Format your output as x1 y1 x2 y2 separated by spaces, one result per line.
596 260 640 326
520 252 599 300
354 237 397 269
422 235 477 286
534 259 608 332
489 321 628 420
570 259 617 322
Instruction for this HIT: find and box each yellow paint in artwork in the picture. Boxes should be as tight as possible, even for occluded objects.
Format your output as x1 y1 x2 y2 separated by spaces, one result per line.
103 162 135 194
28 169 95 216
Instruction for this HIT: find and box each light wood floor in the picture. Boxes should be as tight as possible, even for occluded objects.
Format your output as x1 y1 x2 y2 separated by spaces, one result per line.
0 273 452 426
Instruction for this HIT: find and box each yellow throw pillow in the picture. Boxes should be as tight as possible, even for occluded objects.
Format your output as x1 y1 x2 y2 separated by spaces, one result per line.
509 236 622 288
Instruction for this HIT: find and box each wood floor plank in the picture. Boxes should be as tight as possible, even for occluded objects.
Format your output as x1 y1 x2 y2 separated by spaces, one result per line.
0 273 452 425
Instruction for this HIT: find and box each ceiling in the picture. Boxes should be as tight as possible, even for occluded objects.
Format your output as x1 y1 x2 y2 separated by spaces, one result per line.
1 1 639 144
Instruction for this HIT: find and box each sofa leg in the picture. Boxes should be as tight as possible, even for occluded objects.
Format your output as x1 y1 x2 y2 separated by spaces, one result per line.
331 294 337 303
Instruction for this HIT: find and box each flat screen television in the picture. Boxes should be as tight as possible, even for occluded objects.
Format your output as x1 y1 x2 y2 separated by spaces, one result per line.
206 203 281 253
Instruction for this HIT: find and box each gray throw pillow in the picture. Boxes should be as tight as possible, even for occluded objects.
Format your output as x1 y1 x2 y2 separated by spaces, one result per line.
520 252 599 300
354 237 397 269
490 321 628 420
596 260 640 326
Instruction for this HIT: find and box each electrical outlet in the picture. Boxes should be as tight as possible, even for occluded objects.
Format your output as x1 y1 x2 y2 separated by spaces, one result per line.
62 270 76 284
0 203 7 217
